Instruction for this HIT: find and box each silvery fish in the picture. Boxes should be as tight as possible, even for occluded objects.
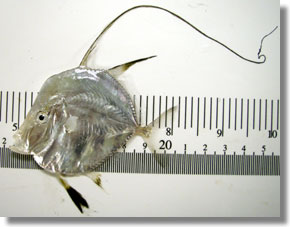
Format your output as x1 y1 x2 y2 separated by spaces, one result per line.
9 5 274 213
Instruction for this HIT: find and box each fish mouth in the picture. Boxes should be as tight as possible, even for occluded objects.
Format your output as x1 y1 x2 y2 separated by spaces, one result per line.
9 144 29 155
9 131 30 155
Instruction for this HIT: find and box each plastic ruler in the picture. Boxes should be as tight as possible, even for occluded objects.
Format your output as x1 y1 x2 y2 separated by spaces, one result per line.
0 92 280 175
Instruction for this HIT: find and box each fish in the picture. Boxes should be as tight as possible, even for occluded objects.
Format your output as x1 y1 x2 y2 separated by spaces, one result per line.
9 5 276 213
10 56 160 213
10 58 156 175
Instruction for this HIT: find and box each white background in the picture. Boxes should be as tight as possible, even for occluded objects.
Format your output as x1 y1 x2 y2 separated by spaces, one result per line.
0 0 285 223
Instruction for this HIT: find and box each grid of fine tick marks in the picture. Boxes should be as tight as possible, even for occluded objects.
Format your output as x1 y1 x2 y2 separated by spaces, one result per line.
131 95 280 137
0 147 280 176
0 92 281 137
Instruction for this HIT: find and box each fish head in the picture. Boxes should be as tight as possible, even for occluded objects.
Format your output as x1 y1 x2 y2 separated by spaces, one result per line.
10 75 69 155
10 109 52 155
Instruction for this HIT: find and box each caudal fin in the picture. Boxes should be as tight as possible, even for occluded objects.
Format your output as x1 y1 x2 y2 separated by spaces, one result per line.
136 106 177 167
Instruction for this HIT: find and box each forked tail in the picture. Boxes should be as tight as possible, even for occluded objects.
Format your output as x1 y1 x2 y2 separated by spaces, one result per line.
136 106 177 167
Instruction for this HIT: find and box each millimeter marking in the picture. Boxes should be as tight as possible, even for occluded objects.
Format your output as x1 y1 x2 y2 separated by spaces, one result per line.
0 147 280 176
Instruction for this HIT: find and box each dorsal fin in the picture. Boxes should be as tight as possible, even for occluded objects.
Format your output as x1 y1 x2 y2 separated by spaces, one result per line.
108 55 156 77
79 5 277 67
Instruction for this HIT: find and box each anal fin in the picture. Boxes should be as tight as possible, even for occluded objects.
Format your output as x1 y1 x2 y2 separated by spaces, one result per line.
87 172 103 190
108 55 156 77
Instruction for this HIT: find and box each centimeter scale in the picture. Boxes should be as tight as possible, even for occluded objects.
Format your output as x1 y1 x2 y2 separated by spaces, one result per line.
0 91 280 176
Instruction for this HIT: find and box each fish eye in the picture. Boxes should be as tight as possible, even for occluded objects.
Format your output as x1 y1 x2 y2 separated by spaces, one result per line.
37 112 48 123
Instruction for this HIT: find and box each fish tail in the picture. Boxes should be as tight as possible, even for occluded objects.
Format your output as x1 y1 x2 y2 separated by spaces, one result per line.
135 125 152 138
136 106 177 167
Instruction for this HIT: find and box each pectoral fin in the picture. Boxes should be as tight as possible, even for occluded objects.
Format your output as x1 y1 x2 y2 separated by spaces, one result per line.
108 55 156 77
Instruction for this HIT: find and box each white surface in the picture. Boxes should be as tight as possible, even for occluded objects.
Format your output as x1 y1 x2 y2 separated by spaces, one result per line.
0 169 280 217
0 0 280 217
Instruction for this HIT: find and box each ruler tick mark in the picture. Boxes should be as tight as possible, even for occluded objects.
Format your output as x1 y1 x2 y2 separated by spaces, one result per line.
12 91 15 122
152 96 155 127
171 96 174 134
0 91 2 122
234 98 237 130
24 91 27 119
253 99 256 130
259 99 262 131
18 92 21 129
216 97 219 129
5 91 8 123
190 97 193 128
145 95 148 126
197 97 200 136
203 97 206 128
246 99 249 137
139 95 142 126
210 97 212 130
222 98 225 135
277 99 279 130
165 96 168 127
265 99 267 130
159 96 162 128
228 98 231 129
241 98 243 129
184 96 187 129
178 96 181 128
271 100 273 131
133 95 136 123
31 92 34 107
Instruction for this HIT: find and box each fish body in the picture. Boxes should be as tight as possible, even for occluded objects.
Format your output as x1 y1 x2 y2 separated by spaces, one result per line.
11 67 138 175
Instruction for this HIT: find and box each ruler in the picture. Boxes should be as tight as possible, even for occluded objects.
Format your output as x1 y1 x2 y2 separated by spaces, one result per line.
0 91 280 175
0 148 280 176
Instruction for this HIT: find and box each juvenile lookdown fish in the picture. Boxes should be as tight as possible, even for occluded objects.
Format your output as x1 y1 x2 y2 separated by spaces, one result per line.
9 5 277 213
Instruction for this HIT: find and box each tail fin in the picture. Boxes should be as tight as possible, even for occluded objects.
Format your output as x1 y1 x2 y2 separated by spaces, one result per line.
136 106 177 167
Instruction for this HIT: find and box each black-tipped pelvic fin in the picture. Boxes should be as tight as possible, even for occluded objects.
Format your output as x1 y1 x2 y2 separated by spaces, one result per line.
58 177 89 213
108 55 157 77
66 186 89 213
